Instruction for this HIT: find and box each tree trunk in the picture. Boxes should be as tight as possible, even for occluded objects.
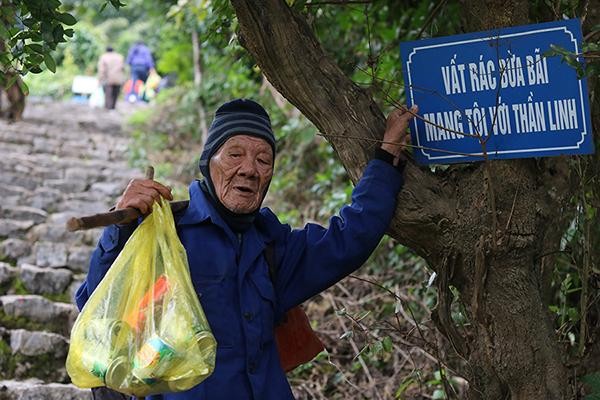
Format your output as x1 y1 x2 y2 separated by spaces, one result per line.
191 28 208 143
230 1 580 398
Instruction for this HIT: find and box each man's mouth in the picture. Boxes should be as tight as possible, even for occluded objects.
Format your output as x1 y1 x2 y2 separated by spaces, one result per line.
234 185 255 194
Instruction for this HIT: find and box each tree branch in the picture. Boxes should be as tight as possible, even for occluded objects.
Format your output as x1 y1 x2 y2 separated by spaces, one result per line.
231 0 453 258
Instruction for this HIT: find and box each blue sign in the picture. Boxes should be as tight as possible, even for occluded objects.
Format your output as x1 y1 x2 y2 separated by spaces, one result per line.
400 19 594 165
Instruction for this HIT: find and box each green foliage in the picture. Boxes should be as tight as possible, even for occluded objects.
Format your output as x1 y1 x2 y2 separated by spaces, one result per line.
11 277 28 295
583 372 600 399
0 0 78 86
304 1 462 110
544 41 600 79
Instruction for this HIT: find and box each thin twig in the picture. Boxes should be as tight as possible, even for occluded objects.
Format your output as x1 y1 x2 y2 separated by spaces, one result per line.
416 0 449 39
317 132 486 158
363 2 376 85
326 293 383 400
383 91 482 139
483 164 498 249
505 184 519 231
305 0 372 5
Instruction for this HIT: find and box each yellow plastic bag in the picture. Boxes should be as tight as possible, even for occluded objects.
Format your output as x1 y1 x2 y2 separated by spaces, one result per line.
67 199 216 397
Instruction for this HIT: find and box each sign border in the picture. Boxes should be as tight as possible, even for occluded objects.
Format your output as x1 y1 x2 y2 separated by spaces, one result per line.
402 19 591 163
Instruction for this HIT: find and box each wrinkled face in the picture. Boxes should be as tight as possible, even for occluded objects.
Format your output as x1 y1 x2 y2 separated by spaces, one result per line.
209 135 274 214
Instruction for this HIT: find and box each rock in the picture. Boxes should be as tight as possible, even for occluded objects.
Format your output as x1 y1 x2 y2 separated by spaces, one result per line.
32 137 56 153
0 295 78 333
0 172 40 191
35 168 63 181
55 199 108 215
0 184 31 199
9 330 68 358
27 213 78 243
64 167 92 182
66 246 92 273
33 242 67 268
67 278 84 305
0 263 17 287
0 239 31 260
89 182 124 197
0 207 47 224
44 179 88 194
0 380 91 399
19 264 71 295
0 220 35 237
27 187 62 212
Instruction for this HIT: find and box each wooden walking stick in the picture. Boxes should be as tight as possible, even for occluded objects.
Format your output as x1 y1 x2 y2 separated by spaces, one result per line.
66 166 189 232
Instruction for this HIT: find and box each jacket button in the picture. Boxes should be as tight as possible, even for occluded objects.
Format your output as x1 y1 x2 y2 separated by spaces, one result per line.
243 312 253 321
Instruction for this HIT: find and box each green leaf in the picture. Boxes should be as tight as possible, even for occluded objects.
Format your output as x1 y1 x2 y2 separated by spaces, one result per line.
0 52 10 65
339 330 353 340
395 377 415 398
55 12 77 26
382 336 393 352
26 43 44 53
28 65 43 74
64 28 74 38
44 52 56 73
5 74 18 90
22 17 36 28
109 0 127 9
0 23 8 39
52 24 64 43
20 80 29 96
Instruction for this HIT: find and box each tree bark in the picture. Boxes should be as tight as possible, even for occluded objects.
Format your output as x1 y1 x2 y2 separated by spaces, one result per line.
191 28 208 143
230 1 578 398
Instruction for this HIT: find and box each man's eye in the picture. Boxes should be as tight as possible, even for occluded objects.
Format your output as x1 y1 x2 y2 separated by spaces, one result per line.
229 153 241 158
257 158 269 165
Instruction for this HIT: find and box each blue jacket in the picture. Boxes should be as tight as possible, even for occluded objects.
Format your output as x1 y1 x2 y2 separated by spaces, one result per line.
126 43 155 69
75 159 404 399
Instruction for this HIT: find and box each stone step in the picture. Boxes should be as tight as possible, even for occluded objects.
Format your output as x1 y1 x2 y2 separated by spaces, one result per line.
0 239 30 262
0 99 134 390
0 263 17 291
0 295 78 336
0 219 35 238
0 206 47 224
18 264 73 296
0 328 70 382
0 380 91 400
0 173 41 191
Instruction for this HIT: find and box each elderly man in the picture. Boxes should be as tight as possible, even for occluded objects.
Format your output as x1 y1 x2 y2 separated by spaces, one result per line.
75 99 415 399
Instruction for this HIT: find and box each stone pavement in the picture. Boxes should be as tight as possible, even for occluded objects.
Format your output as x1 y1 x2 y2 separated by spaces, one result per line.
0 99 140 399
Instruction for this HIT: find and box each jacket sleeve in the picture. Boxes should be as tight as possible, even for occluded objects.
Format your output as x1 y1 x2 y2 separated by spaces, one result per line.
97 57 106 83
266 159 405 313
74 223 137 310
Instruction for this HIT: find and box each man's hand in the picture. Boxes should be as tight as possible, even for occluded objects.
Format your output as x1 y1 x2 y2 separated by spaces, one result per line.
380 104 418 164
115 178 173 214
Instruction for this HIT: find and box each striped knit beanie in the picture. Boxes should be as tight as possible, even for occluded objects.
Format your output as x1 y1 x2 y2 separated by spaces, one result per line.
199 99 276 178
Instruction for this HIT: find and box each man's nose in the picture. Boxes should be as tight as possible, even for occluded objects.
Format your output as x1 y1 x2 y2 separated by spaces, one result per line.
237 156 258 177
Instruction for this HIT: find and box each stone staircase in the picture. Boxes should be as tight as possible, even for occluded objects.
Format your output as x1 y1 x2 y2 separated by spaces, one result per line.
0 100 139 399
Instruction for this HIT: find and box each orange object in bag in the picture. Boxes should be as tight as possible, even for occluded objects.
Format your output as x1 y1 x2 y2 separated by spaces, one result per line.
274 306 324 372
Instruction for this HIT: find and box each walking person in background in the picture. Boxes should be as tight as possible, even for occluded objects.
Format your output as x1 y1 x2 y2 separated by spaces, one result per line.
97 46 125 110
125 41 155 102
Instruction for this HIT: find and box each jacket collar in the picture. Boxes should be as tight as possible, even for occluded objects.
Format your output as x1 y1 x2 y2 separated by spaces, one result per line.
176 180 220 227
176 181 270 256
